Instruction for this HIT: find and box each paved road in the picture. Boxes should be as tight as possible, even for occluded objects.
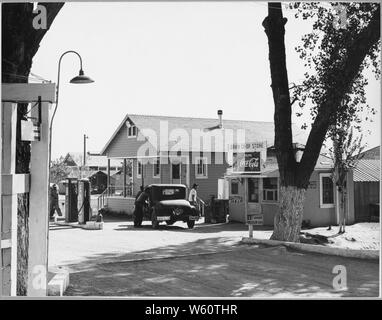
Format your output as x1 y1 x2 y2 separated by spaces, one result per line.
48 218 379 297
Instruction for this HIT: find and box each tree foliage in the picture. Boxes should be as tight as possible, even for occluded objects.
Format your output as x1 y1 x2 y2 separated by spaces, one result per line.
329 122 366 233
50 156 70 184
290 2 380 134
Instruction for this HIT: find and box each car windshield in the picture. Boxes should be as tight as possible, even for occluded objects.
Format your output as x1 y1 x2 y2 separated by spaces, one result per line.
151 186 186 201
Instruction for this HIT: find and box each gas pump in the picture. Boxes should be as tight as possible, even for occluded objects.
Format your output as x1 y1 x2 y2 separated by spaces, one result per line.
65 178 78 222
78 179 91 224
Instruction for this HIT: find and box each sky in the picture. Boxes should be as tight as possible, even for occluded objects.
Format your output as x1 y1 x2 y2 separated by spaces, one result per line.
30 2 381 159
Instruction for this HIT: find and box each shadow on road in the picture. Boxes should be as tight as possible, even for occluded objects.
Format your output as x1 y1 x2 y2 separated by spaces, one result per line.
113 221 272 234
64 235 379 298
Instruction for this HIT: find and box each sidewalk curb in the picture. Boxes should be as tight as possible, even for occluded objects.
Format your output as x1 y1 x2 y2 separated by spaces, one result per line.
54 221 103 230
48 268 70 296
241 237 379 260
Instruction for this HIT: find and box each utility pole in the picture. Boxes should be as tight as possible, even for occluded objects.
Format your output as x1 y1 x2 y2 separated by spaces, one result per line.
83 134 89 179
83 134 88 166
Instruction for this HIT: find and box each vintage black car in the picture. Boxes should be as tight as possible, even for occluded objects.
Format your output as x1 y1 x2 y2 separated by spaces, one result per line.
136 184 200 229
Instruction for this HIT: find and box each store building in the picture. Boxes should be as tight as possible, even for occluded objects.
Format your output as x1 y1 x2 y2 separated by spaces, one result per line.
225 144 355 227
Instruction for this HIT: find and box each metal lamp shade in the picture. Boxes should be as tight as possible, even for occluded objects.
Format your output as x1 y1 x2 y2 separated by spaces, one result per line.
70 69 94 84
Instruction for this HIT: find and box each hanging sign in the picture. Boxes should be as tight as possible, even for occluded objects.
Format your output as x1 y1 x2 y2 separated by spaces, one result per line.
228 141 267 173
21 120 40 141
233 151 261 172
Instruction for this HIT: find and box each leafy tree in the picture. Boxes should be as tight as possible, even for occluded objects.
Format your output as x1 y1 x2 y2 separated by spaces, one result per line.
2 2 64 295
50 156 70 185
262 2 380 241
330 123 365 234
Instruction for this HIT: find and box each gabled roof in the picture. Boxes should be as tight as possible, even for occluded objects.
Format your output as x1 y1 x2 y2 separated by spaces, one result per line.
101 113 308 155
62 152 123 168
354 160 380 182
63 152 81 166
86 153 123 168
359 146 380 160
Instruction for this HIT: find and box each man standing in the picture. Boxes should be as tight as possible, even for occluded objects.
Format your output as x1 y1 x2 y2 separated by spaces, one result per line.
49 184 62 219
134 186 146 227
188 183 198 206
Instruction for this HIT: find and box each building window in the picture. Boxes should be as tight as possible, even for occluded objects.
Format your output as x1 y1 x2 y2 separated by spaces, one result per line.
231 181 239 195
320 173 334 208
263 178 278 202
172 163 180 180
248 178 259 203
137 160 142 178
153 158 160 178
195 157 208 179
128 125 137 138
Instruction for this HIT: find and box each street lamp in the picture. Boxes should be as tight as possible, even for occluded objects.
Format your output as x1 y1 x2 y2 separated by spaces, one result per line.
49 50 94 188
51 50 94 130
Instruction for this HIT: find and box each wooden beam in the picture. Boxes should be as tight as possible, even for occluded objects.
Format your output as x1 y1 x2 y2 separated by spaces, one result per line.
1 239 12 249
2 83 56 103
27 101 51 296
1 102 18 296
1 174 30 195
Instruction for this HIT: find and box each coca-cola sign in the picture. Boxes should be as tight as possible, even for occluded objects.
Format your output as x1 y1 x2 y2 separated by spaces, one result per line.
233 151 261 172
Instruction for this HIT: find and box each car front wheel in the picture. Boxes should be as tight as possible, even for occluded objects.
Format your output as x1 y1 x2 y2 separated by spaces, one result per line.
187 220 195 229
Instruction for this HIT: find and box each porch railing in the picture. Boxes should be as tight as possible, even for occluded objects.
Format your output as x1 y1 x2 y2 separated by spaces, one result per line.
196 196 206 217
97 185 133 211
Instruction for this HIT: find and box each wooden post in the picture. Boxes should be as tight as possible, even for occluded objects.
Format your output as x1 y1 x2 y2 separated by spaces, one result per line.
160 155 163 184
107 158 110 195
27 101 51 296
2 84 55 297
123 159 127 197
244 178 248 222
249 224 253 238
0 102 17 296
141 160 144 188
0 101 2 297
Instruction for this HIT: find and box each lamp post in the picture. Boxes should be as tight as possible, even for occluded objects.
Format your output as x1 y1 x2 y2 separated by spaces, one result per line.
51 50 94 132
82 134 89 179
83 134 88 167
49 50 94 188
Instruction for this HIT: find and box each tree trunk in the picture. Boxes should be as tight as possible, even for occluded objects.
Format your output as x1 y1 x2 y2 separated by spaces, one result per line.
270 186 306 242
338 188 346 233
2 2 63 295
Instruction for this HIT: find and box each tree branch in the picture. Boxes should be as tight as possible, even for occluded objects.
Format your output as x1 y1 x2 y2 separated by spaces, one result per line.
297 5 380 187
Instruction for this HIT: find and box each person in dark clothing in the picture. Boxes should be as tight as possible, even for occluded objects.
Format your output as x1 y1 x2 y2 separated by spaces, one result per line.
50 184 62 219
134 186 147 227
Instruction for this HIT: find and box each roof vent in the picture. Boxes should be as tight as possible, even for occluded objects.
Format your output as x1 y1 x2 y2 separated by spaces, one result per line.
218 109 223 128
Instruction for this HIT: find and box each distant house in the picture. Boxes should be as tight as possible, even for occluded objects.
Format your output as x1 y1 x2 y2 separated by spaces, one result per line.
84 170 114 194
62 152 124 180
62 153 79 167
85 153 124 172
353 147 380 222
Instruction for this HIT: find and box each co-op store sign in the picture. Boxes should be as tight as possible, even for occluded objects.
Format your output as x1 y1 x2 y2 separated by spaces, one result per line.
229 142 267 173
